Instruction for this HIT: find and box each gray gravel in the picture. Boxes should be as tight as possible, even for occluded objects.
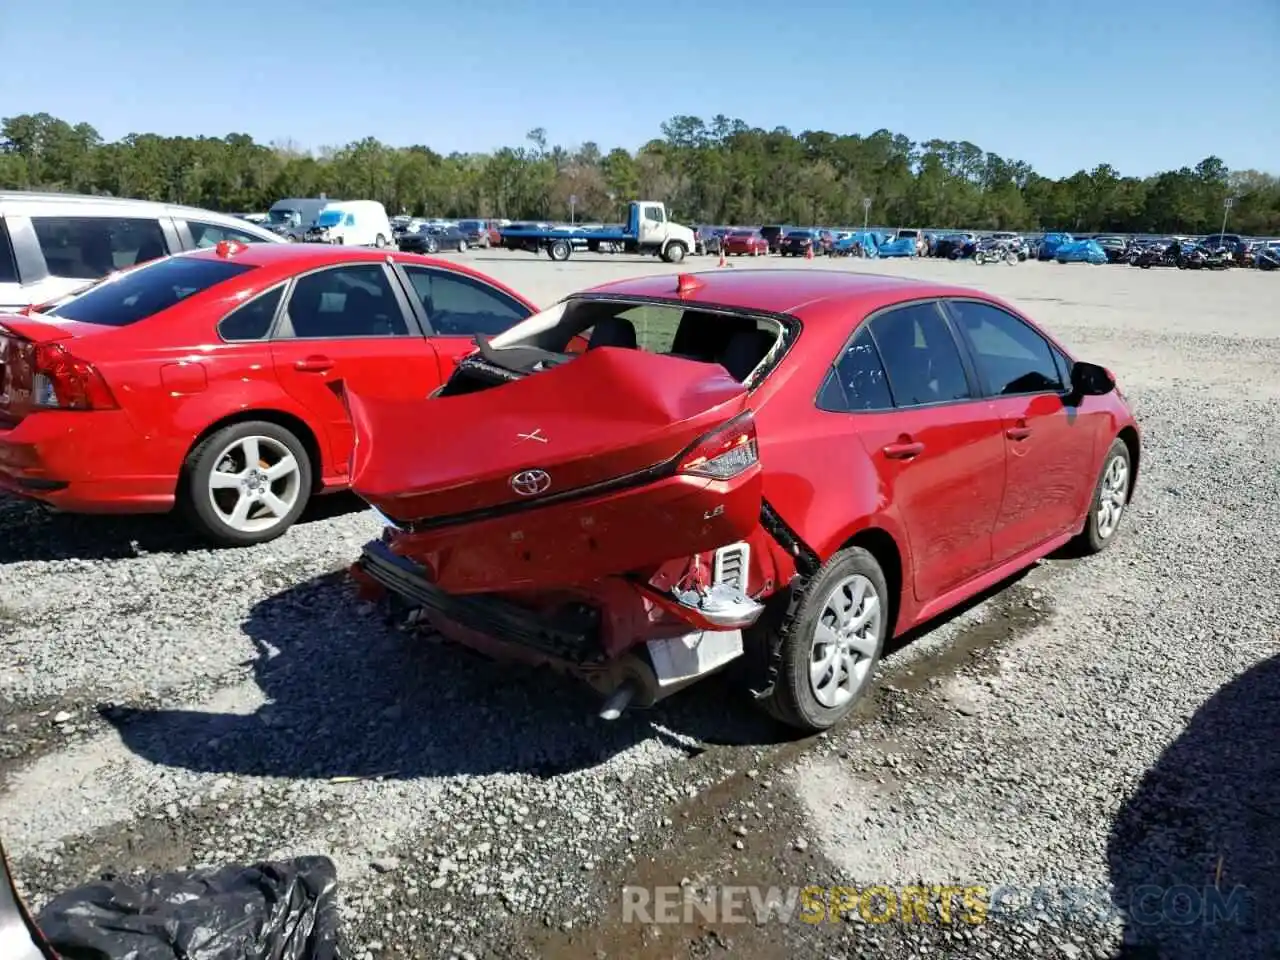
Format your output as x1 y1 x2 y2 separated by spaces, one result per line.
1 257 1277 959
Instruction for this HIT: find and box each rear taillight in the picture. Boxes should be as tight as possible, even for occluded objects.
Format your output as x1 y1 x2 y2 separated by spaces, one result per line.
678 412 758 480
31 342 118 410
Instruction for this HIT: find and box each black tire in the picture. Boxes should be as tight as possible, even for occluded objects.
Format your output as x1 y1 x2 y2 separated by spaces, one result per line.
753 546 889 732
662 242 687 264
1072 437 1132 555
425 237 439 255
374 234 388 248
457 239 468 252
549 239 572 261
181 420 313 547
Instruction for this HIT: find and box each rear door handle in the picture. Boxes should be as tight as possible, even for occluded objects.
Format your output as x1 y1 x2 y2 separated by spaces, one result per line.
1006 426 1033 441
882 441 925 460
294 355 335 373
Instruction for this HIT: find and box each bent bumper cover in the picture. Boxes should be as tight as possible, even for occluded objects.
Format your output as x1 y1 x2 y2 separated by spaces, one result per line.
356 539 599 661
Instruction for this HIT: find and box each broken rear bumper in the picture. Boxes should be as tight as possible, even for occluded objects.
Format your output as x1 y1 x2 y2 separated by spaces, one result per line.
356 539 600 662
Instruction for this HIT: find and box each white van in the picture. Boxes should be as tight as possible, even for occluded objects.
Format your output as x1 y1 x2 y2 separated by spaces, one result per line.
303 200 394 248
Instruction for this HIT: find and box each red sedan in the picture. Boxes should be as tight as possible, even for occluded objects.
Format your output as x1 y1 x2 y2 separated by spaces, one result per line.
0 242 537 545
350 269 1140 731
722 230 770 257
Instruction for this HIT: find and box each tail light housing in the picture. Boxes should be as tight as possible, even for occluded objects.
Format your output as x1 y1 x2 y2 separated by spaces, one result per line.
30 342 118 410
678 412 758 480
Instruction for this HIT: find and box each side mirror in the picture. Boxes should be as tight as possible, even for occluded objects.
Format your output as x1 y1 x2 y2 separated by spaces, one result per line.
1070 361 1115 397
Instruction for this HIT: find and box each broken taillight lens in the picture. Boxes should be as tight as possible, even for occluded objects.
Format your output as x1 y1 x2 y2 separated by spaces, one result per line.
677 411 758 480
31 342 118 411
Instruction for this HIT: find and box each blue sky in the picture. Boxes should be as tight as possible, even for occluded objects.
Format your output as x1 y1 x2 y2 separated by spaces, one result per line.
2 0 1276 179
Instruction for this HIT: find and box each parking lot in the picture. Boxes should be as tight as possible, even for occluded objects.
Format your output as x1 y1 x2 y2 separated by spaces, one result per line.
2 252 1277 959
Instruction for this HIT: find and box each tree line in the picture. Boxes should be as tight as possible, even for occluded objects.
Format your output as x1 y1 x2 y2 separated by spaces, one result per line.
2 112 1276 236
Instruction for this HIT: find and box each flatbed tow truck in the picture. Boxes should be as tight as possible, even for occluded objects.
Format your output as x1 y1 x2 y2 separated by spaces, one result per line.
499 200 696 263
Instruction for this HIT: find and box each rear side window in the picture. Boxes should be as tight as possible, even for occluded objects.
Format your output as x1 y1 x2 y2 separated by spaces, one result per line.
280 264 408 338
44 257 254 327
948 300 1064 396
187 220 271 248
867 302 971 407
31 216 169 280
817 327 894 412
219 285 283 341
0 219 17 284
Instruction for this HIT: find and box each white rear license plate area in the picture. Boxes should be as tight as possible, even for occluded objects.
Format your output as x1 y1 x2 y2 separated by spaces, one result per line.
647 629 744 687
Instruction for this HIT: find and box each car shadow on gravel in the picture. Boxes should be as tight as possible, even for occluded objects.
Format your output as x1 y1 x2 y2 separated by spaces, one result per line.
99 569 782 781
0 492 367 564
1107 652 1280 959
102 562 1042 783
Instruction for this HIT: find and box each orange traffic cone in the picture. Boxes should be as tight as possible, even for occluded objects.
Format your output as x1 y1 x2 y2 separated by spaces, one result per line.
718 246 727 268
805 244 814 261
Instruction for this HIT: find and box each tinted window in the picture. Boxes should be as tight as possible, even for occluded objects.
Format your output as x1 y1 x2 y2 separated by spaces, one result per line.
280 264 408 338
219 286 283 341
402 266 529 337
817 327 893 412
948 300 1064 396
44 257 253 327
188 221 270 248
642 206 664 222
868 302 971 407
0 220 17 284
32 216 169 280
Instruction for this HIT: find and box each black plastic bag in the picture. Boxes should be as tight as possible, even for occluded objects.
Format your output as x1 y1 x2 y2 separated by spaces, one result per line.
35 856 340 960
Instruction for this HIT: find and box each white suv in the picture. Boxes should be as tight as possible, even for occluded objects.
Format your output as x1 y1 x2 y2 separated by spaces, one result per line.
0 191 285 309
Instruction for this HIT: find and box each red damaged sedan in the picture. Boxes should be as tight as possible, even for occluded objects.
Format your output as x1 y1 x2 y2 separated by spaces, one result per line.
350 270 1139 731
0 242 536 545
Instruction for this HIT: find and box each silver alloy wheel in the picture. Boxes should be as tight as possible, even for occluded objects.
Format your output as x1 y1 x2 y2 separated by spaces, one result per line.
1096 453 1129 540
207 435 302 534
809 574 882 709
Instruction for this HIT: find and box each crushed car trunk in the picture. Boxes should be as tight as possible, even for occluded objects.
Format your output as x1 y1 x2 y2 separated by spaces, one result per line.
347 345 764 594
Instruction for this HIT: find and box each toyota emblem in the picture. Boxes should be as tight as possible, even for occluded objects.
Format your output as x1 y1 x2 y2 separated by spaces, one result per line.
509 468 552 497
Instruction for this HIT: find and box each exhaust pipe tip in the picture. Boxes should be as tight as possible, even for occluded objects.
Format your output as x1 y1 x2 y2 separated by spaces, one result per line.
598 680 639 721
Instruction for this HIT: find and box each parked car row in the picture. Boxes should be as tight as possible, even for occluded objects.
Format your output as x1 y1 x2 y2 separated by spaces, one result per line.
1029 232 1280 269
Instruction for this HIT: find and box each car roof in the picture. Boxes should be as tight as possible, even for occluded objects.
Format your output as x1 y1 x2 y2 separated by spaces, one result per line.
176 243 537 307
584 268 994 318
0 191 283 241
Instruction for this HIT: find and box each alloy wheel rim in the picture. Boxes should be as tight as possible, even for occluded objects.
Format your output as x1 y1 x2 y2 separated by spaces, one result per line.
809 574 882 709
1096 454 1129 540
207 435 302 534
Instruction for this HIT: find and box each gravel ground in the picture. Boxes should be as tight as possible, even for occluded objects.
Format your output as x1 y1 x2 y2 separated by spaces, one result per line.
1 253 1277 959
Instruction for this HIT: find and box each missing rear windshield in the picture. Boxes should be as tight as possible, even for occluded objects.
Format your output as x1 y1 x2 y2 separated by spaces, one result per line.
518 299 789 384
42 256 254 327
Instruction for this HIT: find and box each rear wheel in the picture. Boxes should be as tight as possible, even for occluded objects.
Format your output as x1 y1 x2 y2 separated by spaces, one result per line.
182 421 313 547
549 239 572 261
974 252 986 265
1005 250 1019 265
754 546 888 732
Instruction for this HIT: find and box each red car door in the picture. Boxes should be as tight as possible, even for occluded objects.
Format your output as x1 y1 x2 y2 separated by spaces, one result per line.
269 261 441 485
849 302 1008 602
944 298 1101 563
